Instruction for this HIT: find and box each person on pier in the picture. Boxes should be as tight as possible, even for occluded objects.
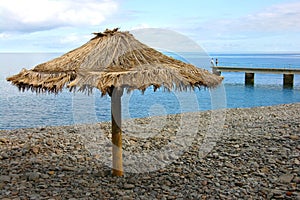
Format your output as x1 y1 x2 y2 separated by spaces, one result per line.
210 58 216 67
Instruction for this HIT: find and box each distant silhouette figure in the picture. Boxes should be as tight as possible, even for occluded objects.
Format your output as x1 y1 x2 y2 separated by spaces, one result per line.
210 58 215 67
215 58 218 66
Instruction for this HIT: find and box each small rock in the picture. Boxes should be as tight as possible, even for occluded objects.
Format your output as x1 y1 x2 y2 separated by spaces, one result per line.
286 191 293 196
268 159 276 164
292 176 300 184
122 196 132 200
48 171 55 175
29 193 41 199
212 153 219 158
0 175 11 182
41 174 50 179
62 166 76 171
278 174 294 183
250 161 259 168
27 172 40 181
54 148 62 154
68 155 77 162
31 146 40 154
76 155 85 162
50 182 61 187
289 135 299 140
228 153 240 157
46 140 53 146
224 162 235 169
267 147 278 152
205 175 214 179
282 124 290 128
260 167 269 173
202 180 208 186
0 182 5 189
271 189 283 196
94 170 111 177
74 144 81 150
143 142 151 149
38 184 48 189
124 184 135 190
0 153 9 160
0 138 9 144
235 182 244 187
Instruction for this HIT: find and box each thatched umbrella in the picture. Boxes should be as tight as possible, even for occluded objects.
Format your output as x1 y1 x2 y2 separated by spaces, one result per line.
7 28 223 176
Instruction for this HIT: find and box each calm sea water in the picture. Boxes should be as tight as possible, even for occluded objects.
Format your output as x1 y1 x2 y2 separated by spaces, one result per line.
1 53 300 130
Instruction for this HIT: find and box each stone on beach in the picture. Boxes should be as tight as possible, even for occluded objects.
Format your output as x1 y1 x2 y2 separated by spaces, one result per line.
0 103 299 199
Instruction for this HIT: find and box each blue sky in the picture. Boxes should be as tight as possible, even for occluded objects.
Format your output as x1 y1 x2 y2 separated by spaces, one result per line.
0 0 299 53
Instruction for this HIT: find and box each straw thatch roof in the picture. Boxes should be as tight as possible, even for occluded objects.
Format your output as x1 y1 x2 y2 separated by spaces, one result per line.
7 28 223 95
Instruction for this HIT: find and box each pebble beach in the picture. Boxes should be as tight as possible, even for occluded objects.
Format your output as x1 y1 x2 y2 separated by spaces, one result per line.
0 103 300 199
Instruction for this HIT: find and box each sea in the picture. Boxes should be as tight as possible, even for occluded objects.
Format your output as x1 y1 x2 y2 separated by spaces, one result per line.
1 52 300 130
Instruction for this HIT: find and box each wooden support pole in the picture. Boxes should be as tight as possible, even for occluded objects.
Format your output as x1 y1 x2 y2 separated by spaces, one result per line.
283 74 294 88
110 87 123 176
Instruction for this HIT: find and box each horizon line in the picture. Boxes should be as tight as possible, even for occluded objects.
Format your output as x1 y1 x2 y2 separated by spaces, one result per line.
1 51 300 54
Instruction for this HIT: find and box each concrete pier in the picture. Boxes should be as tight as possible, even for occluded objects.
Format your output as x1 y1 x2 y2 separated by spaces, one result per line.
212 66 300 88
245 73 255 86
283 74 294 88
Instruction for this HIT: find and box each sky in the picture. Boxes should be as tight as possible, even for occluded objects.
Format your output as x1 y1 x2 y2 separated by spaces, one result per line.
0 0 300 53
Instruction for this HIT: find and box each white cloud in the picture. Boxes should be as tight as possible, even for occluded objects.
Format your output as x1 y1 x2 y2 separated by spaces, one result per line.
60 34 81 44
0 0 119 32
186 1 300 47
179 1 300 52
0 33 10 38
130 23 151 30
131 28 204 53
236 1 300 32
59 32 91 46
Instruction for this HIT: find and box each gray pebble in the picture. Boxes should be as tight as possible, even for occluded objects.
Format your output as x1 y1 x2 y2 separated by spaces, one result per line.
0 175 11 182
26 172 40 181
278 173 294 183
124 184 135 189
0 103 299 199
